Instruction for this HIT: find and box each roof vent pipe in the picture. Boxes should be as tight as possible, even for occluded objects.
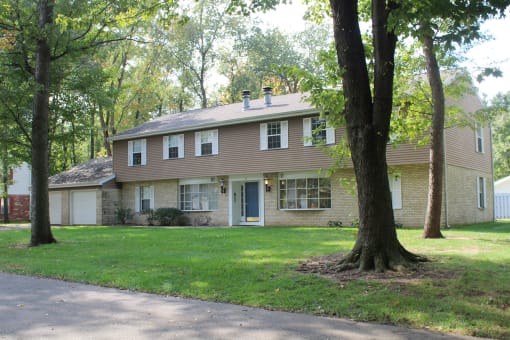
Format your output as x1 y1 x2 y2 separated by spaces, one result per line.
263 86 272 107
242 90 251 111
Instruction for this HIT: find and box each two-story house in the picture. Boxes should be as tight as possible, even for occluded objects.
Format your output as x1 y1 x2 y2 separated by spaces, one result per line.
94 88 492 227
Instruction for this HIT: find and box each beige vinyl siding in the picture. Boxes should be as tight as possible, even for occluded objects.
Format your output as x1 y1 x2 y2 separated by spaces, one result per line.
445 126 492 172
114 115 430 182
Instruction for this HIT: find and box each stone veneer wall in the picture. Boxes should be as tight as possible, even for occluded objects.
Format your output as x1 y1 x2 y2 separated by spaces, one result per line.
120 163 496 227
445 165 493 225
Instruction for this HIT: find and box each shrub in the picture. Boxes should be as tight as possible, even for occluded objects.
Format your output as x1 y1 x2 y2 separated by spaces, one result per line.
175 214 191 226
327 220 343 227
153 207 184 226
115 208 133 224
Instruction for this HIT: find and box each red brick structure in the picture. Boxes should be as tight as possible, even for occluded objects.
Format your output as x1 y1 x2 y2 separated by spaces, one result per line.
0 195 30 221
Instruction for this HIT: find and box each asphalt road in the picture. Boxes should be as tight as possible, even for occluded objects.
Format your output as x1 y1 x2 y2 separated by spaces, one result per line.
0 272 480 340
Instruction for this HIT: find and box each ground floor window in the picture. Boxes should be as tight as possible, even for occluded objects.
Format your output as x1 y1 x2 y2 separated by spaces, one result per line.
279 177 331 209
180 183 218 211
477 176 486 209
135 186 154 213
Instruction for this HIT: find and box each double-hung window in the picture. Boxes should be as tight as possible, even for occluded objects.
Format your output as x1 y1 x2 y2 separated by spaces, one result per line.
303 117 335 146
180 183 218 211
279 176 331 210
195 130 218 156
260 121 288 150
163 134 184 159
128 139 147 166
475 123 484 153
135 185 154 213
477 176 486 209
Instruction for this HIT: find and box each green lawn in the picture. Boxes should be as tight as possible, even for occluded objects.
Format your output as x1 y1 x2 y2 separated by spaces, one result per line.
1 223 509 338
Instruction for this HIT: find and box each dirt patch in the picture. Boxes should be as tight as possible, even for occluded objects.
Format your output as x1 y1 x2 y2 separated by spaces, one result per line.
297 252 458 283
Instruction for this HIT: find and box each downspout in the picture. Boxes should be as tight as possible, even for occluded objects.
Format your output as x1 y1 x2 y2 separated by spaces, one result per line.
490 122 496 222
443 128 449 228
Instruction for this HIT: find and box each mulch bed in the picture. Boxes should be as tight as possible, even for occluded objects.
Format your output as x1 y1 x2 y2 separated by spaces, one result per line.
297 252 458 283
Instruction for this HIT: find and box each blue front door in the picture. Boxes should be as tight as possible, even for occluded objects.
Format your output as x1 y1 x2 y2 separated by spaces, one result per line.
245 182 259 222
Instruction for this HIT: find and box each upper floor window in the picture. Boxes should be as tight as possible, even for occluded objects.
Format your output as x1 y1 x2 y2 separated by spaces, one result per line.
128 139 147 166
475 124 484 153
260 121 288 150
135 185 154 213
195 130 218 156
180 183 218 211
477 176 486 209
279 176 331 210
163 134 184 160
303 117 335 146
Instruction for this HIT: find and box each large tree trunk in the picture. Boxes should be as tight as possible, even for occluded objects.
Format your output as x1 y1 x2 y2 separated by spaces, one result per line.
31 0 57 246
328 0 425 272
422 35 445 239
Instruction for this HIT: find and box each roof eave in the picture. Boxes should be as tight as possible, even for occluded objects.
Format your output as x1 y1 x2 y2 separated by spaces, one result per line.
108 108 318 142
49 175 115 189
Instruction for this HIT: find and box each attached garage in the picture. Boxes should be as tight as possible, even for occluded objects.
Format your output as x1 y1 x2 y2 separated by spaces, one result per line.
49 192 62 225
48 157 120 226
70 191 97 225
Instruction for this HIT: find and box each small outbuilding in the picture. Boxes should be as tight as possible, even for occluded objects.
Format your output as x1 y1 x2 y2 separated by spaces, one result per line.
48 157 120 225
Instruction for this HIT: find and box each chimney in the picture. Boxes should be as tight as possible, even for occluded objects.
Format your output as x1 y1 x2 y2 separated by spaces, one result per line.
242 90 251 111
263 86 272 107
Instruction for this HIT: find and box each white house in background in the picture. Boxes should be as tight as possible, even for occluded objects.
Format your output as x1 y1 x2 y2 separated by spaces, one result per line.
0 163 31 221
495 176 510 194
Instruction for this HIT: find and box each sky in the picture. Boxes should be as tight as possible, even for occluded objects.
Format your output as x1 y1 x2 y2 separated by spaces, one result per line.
258 1 510 101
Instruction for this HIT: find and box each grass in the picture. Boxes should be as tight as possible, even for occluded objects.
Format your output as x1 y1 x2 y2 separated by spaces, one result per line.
0 222 509 338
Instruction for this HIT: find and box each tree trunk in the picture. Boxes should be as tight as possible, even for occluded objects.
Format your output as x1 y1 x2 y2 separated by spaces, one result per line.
31 0 56 246
422 34 445 239
328 0 425 271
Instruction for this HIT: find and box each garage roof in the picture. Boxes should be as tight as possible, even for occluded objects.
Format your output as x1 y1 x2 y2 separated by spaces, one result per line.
49 157 115 189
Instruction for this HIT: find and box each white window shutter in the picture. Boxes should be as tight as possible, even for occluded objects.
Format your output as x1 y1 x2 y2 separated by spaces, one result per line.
303 118 312 146
326 127 335 145
141 139 147 165
150 186 155 210
391 174 402 209
134 186 140 213
195 132 201 156
212 129 219 155
281 121 288 149
178 134 185 158
163 136 169 160
128 141 133 166
260 123 268 150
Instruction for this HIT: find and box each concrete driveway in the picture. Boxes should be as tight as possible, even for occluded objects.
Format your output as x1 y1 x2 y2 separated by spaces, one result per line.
0 273 478 340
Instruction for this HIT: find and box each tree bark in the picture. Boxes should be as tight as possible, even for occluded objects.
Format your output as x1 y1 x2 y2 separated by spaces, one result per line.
31 0 57 246
328 0 425 271
422 34 445 239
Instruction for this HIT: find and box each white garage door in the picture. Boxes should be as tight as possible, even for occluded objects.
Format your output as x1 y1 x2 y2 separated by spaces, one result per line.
49 192 62 225
71 191 97 225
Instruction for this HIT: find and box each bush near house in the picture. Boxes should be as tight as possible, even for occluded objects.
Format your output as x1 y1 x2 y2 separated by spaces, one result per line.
153 207 187 226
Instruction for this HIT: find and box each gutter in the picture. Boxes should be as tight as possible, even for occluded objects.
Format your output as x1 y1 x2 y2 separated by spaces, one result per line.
108 108 317 142
443 128 450 228
49 175 116 190
490 121 496 222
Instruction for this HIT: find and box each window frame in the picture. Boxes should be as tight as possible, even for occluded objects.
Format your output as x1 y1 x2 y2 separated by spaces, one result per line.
260 121 288 150
477 176 487 209
163 134 184 160
135 185 154 213
128 139 147 166
279 175 331 210
179 182 219 211
303 117 335 146
475 123 484 153
195 130 218 156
